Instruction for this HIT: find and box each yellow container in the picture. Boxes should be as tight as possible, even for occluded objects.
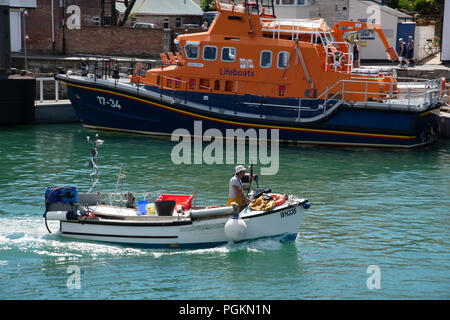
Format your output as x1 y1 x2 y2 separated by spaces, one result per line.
146 203 156 215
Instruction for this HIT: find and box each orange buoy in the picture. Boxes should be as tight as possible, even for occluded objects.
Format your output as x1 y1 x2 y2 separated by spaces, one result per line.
268 193 286 206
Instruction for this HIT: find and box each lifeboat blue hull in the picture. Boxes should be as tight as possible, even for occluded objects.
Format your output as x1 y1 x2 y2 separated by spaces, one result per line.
60 76 440 148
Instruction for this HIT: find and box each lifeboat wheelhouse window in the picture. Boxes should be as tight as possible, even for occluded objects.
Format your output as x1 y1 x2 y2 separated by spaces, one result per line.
221 47 236 62
277 51 290 69
260 50 272 68
203 46 218 61
184 43 200 60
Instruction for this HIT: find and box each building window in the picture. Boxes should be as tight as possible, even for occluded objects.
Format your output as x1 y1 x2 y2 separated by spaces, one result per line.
184 43 199 59
164 18 170 29
203 46 218 61
277 51 290 69
175 17 182 28
92 16 100 26
275 0 307 5
260 50 272 68
221 47 236 62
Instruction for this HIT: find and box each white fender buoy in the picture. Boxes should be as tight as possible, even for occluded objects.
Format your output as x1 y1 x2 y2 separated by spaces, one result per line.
45 211 69 221
224 217 247 242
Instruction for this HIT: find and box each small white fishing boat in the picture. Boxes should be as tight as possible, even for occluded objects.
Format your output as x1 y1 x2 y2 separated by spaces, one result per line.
43 135 310 249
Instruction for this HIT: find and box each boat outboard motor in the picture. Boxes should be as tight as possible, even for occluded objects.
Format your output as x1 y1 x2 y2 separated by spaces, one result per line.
43 186 79 233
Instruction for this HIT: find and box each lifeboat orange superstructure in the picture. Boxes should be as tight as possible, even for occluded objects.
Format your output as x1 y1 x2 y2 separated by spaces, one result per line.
131 0 399 102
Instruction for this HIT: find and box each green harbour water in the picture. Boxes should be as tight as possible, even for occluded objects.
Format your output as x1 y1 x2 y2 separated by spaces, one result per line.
0 123 449 299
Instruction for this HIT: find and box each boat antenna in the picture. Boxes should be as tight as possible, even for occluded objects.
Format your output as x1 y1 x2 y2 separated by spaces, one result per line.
86 134 104 194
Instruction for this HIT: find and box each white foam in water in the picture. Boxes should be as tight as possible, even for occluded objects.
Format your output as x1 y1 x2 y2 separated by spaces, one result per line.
154 237 285 257
0 216 149 258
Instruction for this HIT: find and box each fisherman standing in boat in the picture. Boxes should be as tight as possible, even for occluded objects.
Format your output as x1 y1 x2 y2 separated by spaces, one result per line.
227 165 251 211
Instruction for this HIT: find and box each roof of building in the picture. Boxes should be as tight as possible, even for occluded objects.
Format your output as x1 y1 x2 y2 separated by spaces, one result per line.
116 0 204 16
359 0 412 19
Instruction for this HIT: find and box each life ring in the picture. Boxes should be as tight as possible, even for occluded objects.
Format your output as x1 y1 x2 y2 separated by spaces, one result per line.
268 193 286 207
327 51 346 71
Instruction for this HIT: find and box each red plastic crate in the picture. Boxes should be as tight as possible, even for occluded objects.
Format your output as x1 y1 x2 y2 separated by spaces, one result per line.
156 194 193 210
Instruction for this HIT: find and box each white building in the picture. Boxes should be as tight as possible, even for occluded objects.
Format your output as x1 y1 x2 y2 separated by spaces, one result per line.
349 0 413 61
274 0 349 27
442 0 450 62
272 0 424 61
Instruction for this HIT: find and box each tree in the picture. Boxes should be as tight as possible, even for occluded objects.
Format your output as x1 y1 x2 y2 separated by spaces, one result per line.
391 0 445 15
200 0 217 12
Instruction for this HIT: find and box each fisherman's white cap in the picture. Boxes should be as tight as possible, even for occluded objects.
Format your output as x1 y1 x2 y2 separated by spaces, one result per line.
235 165 246 174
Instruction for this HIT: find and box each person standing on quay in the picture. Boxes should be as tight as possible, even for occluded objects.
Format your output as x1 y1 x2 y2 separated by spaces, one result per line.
398 38 407 67
353 39 360 68
407 35 415 67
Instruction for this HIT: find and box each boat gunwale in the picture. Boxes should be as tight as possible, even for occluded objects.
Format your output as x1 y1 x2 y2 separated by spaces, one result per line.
60 202 305 227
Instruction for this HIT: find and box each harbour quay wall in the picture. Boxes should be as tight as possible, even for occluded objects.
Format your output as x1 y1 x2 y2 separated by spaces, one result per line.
63 27 164 58
34 101 79 124
395 66 450 80
27 25 200 58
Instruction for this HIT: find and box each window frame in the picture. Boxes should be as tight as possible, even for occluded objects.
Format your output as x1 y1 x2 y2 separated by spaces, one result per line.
260 50 272 68
163 18 170 29
184 43 200 60
221 47 237 63
277 51 290 69
202 45 218 61
175 17 182 28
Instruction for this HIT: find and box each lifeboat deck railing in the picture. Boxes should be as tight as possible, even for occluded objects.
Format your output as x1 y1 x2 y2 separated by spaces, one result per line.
147 72 443 110
135 73 443 123
319 77 444 108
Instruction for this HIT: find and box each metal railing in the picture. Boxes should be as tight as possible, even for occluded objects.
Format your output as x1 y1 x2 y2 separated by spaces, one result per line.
140 71 443 118
75 54 156 84
99 192 162 207
318 77 444 107
260 18 355 74
260 17 331 41
36 77 60 103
